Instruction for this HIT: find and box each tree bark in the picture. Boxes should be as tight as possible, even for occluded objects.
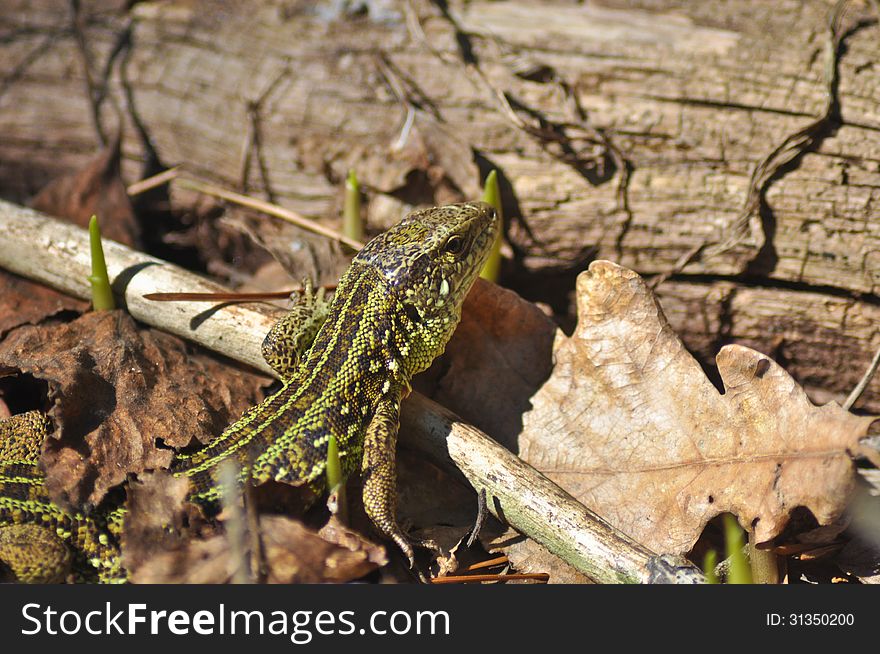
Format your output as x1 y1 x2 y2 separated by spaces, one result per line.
2 0 880 411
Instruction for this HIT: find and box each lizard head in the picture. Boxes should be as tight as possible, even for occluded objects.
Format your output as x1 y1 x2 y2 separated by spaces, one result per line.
353 201 498 363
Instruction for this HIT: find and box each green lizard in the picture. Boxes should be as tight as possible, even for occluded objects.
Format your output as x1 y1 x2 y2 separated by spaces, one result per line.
0 201 497 583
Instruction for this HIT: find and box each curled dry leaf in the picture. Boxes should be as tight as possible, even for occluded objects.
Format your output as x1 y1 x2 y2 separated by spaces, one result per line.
519 261 876 554
29 133 141 248
264 515 385 584
122 470 204 579
0 310 269 509
0 269 88 338
124 473 385 584
129 535 237 585
220 212 349 290
416 278 556 451
131 513 386 584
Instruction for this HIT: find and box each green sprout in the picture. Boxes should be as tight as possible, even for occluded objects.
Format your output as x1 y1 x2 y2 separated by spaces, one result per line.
703 549 719 584
343 169 363 245
88 215 115 311
724 514 753 584
326 434 342 492
326 434 347 522
479 170 503 282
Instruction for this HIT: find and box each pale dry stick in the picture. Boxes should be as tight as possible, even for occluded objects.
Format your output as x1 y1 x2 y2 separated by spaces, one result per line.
398 394 696 584
0 200 703 584
218 459 253 584
175 177 365 251
0 199 276 367
375 55 417 152
844 340 880 410
243 480 266 583
126 166 180 197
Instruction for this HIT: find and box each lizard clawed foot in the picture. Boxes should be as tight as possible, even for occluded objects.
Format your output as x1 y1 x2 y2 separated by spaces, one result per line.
392 533 442 570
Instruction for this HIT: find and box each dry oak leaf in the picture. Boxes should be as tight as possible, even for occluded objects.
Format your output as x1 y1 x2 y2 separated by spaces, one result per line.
0 269 87 338
415 278 556 451
121 470 206 580
29 133 141 248
519 261 875 555
130 514 386 584
0 310 269 509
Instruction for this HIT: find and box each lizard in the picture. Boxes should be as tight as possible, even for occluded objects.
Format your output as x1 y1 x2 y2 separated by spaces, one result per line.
0 201 498 583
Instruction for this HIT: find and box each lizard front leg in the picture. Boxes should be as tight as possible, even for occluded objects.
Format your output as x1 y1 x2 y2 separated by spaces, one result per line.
360 392 419 567
261 279 331 380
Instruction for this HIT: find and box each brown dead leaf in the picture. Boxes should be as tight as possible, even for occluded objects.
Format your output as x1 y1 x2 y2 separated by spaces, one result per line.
0 310 269 509
219 212 349 289
487 529 593 584
129 535 236 584
264 515 385 583
318 513 388 566
130 512 385 584
122 470 204 579
124 470 385 584
416 278 556 451
29 133 141 248
519 261 875 554
0 269 87 337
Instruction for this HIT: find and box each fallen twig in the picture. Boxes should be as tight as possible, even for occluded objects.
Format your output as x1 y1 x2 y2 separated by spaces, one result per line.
175 177 365 251
126 166 180 196
844 340 880 410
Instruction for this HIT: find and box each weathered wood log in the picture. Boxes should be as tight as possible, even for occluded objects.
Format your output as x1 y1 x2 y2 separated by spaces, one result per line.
0 199 703 583
2 3 879 405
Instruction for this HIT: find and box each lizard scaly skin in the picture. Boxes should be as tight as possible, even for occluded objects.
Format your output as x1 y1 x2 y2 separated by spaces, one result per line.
0 201 498 581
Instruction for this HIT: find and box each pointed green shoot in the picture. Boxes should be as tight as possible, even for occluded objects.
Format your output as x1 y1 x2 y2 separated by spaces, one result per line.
88 215 115 311
326 434 347 522
326 434 343 492
479 169 503 282
703 550 719 584
724 514 753 584
343 169 363 244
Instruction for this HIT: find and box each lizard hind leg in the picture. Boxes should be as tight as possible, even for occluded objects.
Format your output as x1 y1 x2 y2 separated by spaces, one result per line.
0 412 72 582
361 395 438 570
0 524 72 583
0 410 51 464
261 278 332 380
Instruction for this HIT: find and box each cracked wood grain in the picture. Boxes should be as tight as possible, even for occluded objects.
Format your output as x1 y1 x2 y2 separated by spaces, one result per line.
3 4 880 424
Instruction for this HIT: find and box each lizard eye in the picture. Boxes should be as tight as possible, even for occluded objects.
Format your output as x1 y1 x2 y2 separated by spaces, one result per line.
402 302 423 324
443 235 464 256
